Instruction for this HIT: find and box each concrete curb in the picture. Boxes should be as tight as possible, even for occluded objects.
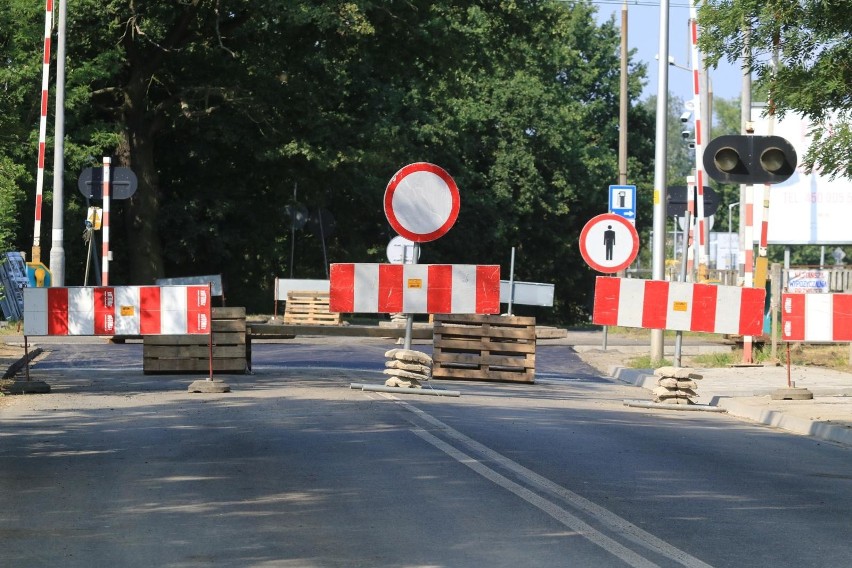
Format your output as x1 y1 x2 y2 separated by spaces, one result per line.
610 365 852 447
716 398 852 447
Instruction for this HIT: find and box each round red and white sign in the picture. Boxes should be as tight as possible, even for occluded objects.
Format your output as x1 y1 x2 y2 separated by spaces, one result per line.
579 213 640 273
384 162 460 242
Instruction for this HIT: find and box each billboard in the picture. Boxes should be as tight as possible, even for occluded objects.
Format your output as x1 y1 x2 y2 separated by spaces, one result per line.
751 109 852 245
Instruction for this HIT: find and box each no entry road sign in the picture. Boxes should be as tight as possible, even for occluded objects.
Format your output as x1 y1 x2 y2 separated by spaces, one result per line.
579 213 639 273
384 162 460 242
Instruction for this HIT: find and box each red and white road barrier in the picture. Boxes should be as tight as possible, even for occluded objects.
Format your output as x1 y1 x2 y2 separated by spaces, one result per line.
32 0 54 251
781 293 852 342
593 277 765 336
24 285 211 336
330 263 500 314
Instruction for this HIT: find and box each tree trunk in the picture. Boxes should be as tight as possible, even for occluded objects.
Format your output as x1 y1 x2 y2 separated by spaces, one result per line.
118 74 165 284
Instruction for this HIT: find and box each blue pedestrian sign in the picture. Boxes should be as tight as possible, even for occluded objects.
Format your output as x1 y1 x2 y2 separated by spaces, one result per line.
609 184 637 224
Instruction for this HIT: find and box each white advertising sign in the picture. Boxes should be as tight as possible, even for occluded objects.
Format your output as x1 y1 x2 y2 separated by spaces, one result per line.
751 110 852 245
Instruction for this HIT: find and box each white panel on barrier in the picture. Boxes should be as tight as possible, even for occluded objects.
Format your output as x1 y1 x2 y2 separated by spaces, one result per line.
115 286 140 335
617 279 645 328
68 288 95 335
805 294 833 342
160 286 188 334
353 264 380 313
714 285 742 333
667 282 694 331
403 264 429 313
23 288 48 336
452 265 477 314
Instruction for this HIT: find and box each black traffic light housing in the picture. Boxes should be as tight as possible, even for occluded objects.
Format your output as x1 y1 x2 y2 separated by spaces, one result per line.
703 134 797 185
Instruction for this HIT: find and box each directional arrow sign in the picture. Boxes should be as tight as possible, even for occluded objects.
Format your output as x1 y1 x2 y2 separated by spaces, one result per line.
77 166 138 200
609 184 637 224
579 213 639 273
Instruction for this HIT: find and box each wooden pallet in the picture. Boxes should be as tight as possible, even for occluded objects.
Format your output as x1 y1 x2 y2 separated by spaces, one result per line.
432 314 536 383
283 291 340 325
143 307 248 374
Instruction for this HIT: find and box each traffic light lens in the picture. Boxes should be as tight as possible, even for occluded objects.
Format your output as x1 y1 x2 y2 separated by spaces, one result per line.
760 147 785 173
714 147 741 173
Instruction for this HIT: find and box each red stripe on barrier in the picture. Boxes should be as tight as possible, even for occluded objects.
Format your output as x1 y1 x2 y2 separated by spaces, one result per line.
329 263 355 313
94 287 116 335
740 287 767 336
140 286 161 334
41 90 49 116
186 286 210 334
378 264 403 312
832 295 852 341
38 142 45 168
48 287 69 335
427 265 453 313
43 38 51 63
592 276 621 326
781 293 805 341
642 280 669 329
476 265 500 314
691 283 718 333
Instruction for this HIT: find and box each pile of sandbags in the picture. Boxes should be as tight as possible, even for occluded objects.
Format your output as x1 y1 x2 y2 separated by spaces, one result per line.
652 366 702 405
384 348 432 388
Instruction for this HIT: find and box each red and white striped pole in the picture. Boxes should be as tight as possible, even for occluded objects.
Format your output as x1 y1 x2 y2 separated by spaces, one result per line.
686 174 696 279
688 13 708 279
743 184 755 362
32 0 54 264
101 157 111 286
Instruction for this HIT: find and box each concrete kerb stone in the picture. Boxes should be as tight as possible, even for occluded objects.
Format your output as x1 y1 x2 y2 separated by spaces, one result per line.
611 365 852 447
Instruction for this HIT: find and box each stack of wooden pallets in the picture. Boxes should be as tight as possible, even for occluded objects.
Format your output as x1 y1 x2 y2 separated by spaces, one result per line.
283 291 341 325
432 314 536 383
143 307 248 374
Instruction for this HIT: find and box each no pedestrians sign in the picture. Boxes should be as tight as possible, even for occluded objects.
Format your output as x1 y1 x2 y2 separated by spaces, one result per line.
579 213 639 273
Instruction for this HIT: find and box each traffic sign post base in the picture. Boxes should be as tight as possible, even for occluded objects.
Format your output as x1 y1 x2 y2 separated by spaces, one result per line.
770 387 813 401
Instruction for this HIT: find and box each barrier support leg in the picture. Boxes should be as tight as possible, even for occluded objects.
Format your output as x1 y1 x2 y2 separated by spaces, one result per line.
3 336 50 394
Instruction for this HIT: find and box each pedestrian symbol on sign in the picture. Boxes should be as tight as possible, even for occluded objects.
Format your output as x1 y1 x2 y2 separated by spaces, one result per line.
604 225 616 260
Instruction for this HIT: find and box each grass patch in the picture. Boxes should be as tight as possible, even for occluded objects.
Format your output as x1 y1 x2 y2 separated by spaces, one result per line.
626 355 672 369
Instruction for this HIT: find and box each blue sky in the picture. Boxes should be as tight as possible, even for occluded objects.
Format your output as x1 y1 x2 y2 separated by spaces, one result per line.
594 1 744 104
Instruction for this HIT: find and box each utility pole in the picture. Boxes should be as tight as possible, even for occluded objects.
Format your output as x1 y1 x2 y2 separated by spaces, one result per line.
650 0 671 363
49 0 67 285
618 0 628 187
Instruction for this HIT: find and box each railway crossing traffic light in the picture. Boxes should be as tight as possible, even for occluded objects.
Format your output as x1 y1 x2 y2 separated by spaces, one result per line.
703 135 797 185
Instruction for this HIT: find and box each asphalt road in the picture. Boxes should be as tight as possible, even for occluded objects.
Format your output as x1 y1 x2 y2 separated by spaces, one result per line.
1 338 850 567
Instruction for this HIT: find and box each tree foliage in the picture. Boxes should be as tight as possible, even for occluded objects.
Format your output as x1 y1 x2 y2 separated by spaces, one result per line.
697 0 852 180
0 0 655 323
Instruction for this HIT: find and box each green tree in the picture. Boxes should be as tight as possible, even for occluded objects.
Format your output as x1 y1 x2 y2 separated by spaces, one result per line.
697 0 852 179
1 0 656 323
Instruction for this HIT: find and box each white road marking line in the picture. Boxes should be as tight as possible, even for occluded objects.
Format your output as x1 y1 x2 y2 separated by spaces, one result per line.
411 427 661 568
387 395 715 568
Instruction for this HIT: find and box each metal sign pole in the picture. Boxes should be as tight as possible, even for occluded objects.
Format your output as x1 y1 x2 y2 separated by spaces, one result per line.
403 243 420 350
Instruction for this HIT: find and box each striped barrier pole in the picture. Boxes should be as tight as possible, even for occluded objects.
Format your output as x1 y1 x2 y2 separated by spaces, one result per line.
101 157 111 286
31 0 54 263
688 14 708 278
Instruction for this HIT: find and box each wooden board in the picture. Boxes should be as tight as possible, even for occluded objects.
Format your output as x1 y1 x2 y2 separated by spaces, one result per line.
432 314 536 383
143 307 249 375
283 291 340 325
